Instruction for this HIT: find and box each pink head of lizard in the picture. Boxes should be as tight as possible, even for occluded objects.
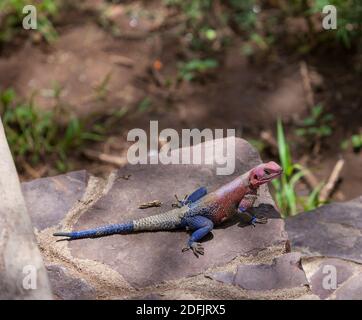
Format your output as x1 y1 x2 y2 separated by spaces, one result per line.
249 161 283 189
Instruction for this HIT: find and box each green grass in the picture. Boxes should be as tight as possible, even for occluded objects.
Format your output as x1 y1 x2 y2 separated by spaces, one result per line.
164 0 361 56
0 0 59 44
295 104 334 141
0 88 104 173
178 58 218 81
341 133 362 152
137 97 152 112
94 72 112 101
310 0 362 48
163 0 233 56
272 119 324 217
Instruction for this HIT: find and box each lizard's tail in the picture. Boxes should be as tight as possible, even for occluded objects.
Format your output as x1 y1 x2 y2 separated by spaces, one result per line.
53 208 184 240
53 221 134 240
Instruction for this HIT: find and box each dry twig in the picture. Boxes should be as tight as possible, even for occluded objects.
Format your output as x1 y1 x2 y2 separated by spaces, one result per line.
138 200 162 209
83 149 127 167
21 161 48 179
120 174 131 180
300 61 315 109
260 130 278 155
110 55 135 68
302 167 320 190
319 159 345 203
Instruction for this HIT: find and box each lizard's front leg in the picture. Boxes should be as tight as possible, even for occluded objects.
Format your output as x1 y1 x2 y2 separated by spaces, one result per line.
238 192 267 227
181 215 213 258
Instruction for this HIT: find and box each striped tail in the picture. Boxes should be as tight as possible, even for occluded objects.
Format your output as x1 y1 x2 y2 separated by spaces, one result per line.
53 207 186 240
53 221 134 240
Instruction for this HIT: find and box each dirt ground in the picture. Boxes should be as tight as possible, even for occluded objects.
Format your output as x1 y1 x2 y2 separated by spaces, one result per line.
0 1 361 202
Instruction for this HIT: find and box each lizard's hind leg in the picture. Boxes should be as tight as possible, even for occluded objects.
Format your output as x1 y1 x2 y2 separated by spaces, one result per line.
181 215 213 258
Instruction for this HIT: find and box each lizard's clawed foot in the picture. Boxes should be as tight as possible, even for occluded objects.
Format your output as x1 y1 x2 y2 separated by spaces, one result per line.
172 194 188 208
250 215 268 227
182 242 204 258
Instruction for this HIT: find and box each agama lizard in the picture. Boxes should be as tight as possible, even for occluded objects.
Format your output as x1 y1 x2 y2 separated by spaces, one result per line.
54 161 282 257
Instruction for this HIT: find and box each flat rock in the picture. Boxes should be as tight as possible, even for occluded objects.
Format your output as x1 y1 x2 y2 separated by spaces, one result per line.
285 197 362 263
234 253 308 290
209 253 308 291
301 256 362 300
209 271 235 285
68 138 287 288
334 274 362 300
22 170 89 230
47 265 96 300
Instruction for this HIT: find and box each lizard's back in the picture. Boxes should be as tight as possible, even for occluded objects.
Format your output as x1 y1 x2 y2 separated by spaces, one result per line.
186 191 237 225
133 206 189 231
186 174 249 225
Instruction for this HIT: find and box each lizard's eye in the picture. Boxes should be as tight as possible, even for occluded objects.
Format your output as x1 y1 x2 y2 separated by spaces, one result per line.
264 169 271 175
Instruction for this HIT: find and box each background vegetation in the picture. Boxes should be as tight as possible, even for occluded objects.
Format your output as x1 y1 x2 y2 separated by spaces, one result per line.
0 0 361 217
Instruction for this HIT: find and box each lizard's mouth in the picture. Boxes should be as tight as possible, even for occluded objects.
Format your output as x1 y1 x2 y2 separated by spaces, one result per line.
260 170 283 183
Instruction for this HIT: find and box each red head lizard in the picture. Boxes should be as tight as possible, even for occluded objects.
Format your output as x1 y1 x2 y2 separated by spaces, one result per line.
54 161 282 257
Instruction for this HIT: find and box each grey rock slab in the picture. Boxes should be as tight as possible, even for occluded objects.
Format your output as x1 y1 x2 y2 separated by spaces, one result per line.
22 170 89 230
128 293 163 300
334 274 362 300
301 256 362 300
68 138 287 288
47 265 96 300
208 270 235 285
234 253 308 290
302 257 355 299
285 197 362 263
210 253 308 291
